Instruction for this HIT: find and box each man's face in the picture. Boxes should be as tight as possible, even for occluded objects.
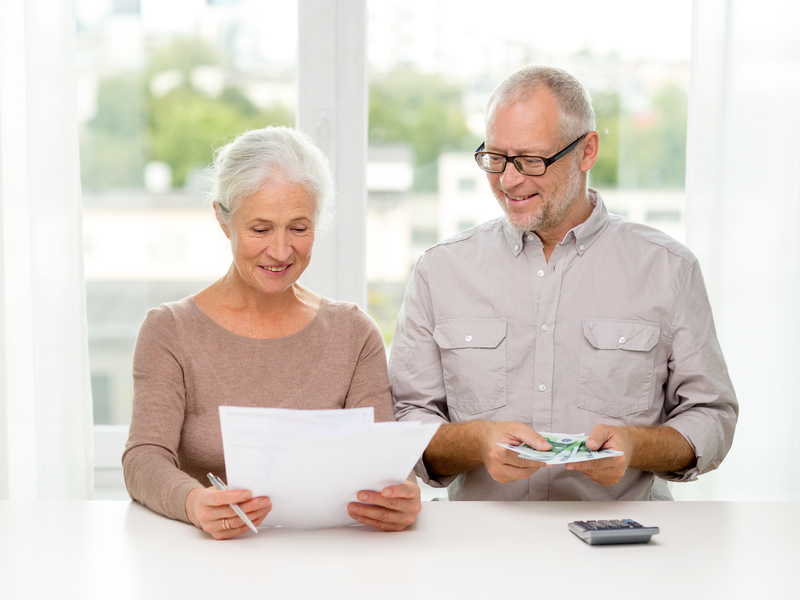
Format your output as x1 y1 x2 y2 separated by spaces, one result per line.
484 90 583 233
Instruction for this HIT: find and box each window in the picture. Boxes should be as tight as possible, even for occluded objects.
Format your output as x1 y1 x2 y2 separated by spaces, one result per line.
77 0 298 428
77 0 299 497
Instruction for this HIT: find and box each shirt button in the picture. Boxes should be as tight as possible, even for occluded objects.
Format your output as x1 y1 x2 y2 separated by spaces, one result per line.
579 244 585 251
465 335 473 342
539 384 547 392
618 336 626 344
526 234 535 241
514 244 520 252
537 269 544 277
541 324 548 331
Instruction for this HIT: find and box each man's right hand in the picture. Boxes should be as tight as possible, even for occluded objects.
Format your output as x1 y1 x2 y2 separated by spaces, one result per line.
480 421 553 484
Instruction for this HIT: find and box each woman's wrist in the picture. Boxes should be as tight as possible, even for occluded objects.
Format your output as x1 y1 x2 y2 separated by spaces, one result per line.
185 488 202 527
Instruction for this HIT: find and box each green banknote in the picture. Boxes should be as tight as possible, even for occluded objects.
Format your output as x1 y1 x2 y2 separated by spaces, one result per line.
499 432 623 465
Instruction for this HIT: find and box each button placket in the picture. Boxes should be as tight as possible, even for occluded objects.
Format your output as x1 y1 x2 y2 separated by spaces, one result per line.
531 257 563 430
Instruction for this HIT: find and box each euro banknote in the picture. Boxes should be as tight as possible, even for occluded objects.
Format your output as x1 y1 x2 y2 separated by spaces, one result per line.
499 432 624 465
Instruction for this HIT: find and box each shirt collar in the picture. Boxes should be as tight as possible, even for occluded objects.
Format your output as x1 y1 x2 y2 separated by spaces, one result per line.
502 188 609 257
502 219 528 257
564 188 609 256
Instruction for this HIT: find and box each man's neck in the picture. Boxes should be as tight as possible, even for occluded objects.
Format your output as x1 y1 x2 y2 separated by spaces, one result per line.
536 191 594 262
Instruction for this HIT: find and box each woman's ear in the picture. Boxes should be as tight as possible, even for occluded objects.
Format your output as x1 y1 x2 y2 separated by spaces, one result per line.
213 202 231 239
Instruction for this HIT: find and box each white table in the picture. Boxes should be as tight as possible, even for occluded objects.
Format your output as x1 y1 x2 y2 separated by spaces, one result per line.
1 500 796 599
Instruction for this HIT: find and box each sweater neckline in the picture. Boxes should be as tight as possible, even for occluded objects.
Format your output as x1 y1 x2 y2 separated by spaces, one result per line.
185 295 329 345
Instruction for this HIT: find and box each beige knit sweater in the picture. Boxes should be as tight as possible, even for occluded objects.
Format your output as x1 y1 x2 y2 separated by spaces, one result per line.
122 296 394 522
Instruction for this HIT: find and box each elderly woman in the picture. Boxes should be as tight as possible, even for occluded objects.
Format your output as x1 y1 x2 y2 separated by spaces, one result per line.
123 126 421 539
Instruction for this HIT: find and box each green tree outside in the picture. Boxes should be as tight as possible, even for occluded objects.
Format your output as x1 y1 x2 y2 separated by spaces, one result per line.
80 73 147 189
590 90 620 187
80 37 292 191
618 83 688 189
81 39 685 195
369 67 474 191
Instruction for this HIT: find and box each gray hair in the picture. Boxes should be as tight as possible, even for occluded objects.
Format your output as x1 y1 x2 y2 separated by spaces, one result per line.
486 65 596 142
206 126 334 229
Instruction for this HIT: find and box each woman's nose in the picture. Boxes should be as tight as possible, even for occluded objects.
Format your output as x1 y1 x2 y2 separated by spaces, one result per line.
267 232 292 262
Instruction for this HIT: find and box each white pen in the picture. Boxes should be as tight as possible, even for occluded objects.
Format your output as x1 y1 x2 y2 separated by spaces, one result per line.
206 472 259 534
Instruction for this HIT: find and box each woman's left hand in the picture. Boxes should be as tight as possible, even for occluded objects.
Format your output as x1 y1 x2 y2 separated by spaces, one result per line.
347 478 421 531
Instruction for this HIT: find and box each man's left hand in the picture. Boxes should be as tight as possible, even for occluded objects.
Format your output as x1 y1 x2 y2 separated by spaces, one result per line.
347 478 421 531
565 424 632 486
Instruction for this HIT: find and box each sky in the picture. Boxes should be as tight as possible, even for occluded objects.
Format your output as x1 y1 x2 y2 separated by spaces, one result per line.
370 0 695 74
77 0 694 74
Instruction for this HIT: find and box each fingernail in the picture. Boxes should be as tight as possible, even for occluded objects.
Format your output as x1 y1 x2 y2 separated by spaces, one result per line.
382 488 392 497
358 492 368 501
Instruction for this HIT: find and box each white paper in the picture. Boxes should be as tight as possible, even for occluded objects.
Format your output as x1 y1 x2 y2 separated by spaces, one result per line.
220 407 375 488
218 406 438 530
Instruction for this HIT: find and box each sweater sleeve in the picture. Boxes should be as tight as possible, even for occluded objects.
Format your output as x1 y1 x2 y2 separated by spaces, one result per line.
341 306 395 423
122 306 203 523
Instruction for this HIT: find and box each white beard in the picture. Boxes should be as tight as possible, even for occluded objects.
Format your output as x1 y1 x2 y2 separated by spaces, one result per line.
503 163 584 234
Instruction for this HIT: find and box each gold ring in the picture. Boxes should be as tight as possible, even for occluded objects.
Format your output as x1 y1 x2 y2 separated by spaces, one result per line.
222 518 230 530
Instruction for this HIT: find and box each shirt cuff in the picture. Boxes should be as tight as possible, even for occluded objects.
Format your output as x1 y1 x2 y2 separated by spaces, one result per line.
653 421 708 482
413 456 457 489
655 466 700 483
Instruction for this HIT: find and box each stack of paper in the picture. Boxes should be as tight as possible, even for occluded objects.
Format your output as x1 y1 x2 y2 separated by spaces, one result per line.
219 406 438 530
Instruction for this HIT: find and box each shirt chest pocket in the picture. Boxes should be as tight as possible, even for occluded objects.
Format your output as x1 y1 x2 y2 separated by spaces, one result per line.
433 318 507 416
578 318 660 417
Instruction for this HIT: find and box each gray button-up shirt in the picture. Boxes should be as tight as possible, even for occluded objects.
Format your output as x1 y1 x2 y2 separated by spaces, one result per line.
390 190 738 501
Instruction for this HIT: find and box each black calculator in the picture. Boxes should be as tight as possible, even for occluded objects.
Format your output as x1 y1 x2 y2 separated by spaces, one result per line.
568 519 659 545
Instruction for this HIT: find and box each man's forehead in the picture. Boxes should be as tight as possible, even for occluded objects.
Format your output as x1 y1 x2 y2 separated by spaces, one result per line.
486 111 559 156
485 91 562 153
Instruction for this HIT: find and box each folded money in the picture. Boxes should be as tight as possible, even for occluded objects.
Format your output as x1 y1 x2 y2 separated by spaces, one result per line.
499 432 624 465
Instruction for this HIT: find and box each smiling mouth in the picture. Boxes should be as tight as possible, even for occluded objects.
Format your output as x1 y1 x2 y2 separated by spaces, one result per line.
506 192 538 202
260 264 291 272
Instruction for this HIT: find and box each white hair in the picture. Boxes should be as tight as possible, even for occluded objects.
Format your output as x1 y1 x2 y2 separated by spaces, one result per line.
205 126 335 229
486 65 596 142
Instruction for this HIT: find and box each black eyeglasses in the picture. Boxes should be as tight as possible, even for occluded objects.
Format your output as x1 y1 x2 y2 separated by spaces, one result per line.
474 133 588 176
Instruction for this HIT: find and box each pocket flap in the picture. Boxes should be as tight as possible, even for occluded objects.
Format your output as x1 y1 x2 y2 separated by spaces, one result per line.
433 318 507 349
582 318 659 351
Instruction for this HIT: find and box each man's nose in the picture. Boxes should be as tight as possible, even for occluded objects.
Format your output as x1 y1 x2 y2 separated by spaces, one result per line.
500 160 526 188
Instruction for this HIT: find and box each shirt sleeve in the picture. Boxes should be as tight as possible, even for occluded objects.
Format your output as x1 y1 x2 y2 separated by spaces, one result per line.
658 259 739 482
122 307 203 523
389 258 456 488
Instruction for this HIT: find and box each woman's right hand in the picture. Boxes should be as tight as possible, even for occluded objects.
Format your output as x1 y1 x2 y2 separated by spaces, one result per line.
185 486 272 539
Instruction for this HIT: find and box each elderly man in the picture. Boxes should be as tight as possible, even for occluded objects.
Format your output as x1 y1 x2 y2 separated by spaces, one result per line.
389 65 738 501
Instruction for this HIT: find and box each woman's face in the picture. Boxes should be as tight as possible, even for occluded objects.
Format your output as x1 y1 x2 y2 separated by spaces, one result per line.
218 179 317 298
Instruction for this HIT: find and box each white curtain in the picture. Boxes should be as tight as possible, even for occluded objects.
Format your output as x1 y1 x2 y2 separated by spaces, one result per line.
678 0 800 500
0 0 93 500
